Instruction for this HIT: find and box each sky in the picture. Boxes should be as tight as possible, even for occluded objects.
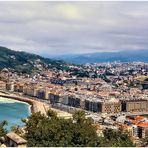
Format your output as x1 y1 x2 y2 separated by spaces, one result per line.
0 1 148 56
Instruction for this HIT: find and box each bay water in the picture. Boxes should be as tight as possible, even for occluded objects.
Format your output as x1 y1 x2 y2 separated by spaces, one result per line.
0 97 31 130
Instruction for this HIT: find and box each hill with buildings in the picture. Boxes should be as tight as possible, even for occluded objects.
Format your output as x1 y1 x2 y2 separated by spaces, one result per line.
0 46 71 74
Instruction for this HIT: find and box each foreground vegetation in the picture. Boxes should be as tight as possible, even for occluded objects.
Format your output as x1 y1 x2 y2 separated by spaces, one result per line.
0 110 135 147
23 110 134 147
0 121 7 145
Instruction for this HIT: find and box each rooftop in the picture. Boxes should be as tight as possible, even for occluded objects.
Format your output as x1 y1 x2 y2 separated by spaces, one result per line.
6 132 27 144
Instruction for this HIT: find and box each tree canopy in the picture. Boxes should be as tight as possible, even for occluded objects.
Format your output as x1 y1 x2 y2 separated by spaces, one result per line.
99 128 135 147
23 110 134 147
0 120 7 145
24 110 99 147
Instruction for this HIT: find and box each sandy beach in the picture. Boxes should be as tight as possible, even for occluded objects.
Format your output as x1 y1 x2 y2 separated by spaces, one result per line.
0 92 49 115
0 92 73 119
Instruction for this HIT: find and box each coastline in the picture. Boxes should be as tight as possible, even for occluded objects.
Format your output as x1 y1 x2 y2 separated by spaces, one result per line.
0 96 32 116
0 92 49 115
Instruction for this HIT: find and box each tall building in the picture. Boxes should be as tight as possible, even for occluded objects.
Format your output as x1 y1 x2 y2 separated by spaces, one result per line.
121 99 148 112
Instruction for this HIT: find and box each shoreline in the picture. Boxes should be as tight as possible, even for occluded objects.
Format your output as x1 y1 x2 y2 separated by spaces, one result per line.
0 92 49 115
0 96 32 115
0 94 34 113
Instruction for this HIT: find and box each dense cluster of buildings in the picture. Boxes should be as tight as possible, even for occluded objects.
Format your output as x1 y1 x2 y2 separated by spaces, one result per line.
1 61 148 144
95 114 148 143
0 70 148 116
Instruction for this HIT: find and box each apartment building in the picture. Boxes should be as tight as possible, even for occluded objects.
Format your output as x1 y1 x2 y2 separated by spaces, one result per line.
121 99 148 112
6 82 14 92
48 93 60 104
0 80 6 91
84 99 102 112
67 95 81 108
23 85 38 97
37 89 45 99
101 101 121 114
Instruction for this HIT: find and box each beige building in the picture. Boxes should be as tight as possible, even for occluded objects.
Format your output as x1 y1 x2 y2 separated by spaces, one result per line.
6 82 14 92
6 132 27 147
0 81 6 91
102 99 121 114
121 99 148 112
23 86 38 97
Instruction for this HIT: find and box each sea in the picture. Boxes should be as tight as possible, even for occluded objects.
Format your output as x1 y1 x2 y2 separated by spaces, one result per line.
0 97 31 130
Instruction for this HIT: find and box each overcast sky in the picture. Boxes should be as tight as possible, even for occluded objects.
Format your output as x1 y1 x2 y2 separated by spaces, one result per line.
1 1 148 56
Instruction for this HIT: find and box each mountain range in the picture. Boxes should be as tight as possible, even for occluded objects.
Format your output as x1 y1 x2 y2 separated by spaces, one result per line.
52 50 148 64
1 46 148 74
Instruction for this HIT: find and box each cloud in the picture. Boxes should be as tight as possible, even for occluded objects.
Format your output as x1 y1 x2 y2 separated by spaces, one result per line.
0 1 148 56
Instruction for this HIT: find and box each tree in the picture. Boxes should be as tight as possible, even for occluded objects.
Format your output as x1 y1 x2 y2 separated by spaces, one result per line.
99 128 135 147
24 110 134 147
47 109 57 119
141 136 148 147
71 111 99 147
0 120 7 145
11 125 24 136
24 110 100 147
73 110 86 123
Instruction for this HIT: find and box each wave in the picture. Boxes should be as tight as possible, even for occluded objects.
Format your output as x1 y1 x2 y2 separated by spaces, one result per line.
0 96 32 115
0 97 29 105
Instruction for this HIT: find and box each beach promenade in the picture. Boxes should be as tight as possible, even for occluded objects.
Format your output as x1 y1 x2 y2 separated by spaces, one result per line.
0 92 72 119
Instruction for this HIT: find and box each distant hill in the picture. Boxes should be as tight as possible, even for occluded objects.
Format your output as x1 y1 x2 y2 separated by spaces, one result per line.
0 46 70 74
52 50 148 64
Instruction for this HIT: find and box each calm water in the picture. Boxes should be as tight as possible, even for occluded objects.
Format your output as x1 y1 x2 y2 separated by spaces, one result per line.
0 97 31 130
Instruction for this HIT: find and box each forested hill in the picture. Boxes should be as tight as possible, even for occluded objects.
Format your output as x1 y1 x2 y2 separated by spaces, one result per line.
0 46 70 74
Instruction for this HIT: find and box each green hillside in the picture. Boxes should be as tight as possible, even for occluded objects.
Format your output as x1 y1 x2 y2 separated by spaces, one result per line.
0 46 70 74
